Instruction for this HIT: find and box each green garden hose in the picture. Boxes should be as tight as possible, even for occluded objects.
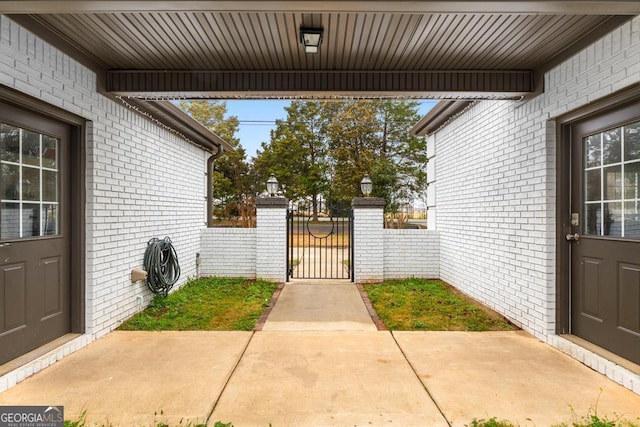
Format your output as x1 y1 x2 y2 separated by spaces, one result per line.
143 237 180 296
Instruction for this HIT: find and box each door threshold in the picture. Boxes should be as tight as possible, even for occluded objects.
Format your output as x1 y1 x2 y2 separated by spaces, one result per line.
560 334 640 376
0 333 81 377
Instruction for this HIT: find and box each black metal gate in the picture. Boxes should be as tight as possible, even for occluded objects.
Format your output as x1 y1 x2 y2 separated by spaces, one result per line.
287 202 353 280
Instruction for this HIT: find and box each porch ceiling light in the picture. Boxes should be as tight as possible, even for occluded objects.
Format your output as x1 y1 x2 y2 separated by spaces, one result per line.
360 174 373 197
266 174 279 197
300 27 323 54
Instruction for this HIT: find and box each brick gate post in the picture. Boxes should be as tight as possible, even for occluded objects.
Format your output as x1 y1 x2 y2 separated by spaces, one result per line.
255 197 288 282
352 197 385 283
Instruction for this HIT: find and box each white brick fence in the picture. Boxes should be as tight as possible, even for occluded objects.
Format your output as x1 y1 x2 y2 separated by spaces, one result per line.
200 197 439 283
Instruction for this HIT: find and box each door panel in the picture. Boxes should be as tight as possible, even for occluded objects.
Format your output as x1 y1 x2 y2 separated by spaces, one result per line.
570 100 640 365
618 263 640 334
43 256 62 318
1 263 26 333
0 102 71 365
581 257 602 319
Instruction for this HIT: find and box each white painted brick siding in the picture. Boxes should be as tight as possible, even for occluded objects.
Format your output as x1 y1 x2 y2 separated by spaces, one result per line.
353 206 384 283
434 100 553 336
383 230 439 279
0 16 208 340
200 228 256 278
430 16 640 393
255 203 287 282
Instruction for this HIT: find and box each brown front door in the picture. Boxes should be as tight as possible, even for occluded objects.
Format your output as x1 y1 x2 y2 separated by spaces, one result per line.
0 101 71 365
570 100 640 365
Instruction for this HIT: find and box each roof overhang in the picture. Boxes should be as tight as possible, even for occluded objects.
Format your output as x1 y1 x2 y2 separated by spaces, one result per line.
2 1 640 14
118 98 234 154
2 2 636 101
410 100 474 136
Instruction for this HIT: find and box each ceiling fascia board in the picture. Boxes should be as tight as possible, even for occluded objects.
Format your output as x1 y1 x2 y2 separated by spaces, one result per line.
107 70 533 99
1 1 640 14
120 92 525 100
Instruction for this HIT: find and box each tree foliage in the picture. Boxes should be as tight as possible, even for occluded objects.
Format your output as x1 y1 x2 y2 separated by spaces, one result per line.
179 99 427 225
254 100 427 213
254 101 330 219
179 100 257 226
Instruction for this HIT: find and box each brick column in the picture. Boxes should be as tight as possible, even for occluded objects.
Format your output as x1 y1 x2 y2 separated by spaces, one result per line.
255 197 288 282
352 197 385 283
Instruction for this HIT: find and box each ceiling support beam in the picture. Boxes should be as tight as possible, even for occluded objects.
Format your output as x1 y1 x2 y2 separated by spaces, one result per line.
107 70 533 99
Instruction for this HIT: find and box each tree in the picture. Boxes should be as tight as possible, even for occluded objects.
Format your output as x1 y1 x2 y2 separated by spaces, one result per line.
254 101 330 220
324 100 427 212
179 100 257 226
375 100 428 212
324 101 381 209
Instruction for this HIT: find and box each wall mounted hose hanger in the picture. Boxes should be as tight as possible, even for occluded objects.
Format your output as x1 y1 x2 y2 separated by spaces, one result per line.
143 236 181 296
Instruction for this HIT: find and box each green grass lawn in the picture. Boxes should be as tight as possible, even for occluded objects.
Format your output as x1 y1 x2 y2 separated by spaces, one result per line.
118 277 277 331
364 278 516 331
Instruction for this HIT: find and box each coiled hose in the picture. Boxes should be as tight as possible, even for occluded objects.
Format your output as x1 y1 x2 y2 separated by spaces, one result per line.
143 237 181 297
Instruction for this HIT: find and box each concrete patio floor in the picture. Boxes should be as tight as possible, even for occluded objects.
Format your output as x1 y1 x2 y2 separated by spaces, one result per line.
0 282 639 426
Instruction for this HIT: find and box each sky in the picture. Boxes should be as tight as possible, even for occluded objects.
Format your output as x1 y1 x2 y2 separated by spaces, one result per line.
224 100 439 159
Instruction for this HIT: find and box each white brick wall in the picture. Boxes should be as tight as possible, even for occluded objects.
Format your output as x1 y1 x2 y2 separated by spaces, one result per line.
0 16 208 338
429 16 640 392
255 200 287 282
198 212 441 282
200 228 256 278
384 229 439 279
353 203 385 283
433 100 552 336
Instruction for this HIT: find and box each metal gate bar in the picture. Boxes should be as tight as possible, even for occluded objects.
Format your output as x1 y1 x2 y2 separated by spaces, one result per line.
287 203 352 281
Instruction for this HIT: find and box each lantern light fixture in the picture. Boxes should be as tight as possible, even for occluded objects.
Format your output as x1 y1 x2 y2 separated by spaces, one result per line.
266 174 279 197
360 174 373 197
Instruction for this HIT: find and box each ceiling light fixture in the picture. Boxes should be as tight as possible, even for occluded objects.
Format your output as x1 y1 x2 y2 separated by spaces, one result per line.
300 27 323 54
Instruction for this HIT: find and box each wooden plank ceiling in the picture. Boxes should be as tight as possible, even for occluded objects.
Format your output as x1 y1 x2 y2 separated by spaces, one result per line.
2 1 638 99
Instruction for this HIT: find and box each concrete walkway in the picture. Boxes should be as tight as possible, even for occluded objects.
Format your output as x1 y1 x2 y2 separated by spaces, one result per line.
262 281 376 331
1 281 640 426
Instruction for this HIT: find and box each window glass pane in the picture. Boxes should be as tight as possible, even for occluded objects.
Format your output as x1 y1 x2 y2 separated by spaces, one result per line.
22 166 40 201
624 201 640 238
0 124 20 163
602 128 621 165
42 204 58 235
22 130 40 166
42 170 57 202
585 169 601 201
584 134 601 168
1 163 19 200
624 121 640 161
0 123 61 239
603 202 622 237
584 203 601 235
42 136 58 169
0 202 20 239
603 165 622 200
22 203 40 237
624 162 640 201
